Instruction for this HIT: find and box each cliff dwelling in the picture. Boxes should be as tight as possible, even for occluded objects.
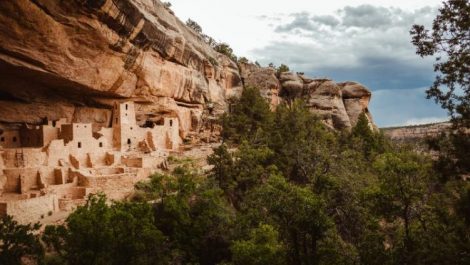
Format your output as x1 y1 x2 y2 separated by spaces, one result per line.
0 101 181 223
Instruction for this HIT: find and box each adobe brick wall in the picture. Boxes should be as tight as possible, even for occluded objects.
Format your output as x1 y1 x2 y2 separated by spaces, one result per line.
0 193 58 223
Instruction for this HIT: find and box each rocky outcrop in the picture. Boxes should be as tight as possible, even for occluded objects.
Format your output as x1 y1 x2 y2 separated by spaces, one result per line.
339 81 374 128
239 63 281 109
277 71 374 130
0 0 375 137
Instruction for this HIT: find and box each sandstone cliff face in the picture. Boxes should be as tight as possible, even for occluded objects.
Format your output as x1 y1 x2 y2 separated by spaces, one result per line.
0 0 375 137
383 122 452 142
0 0 242 137
238 63 281 109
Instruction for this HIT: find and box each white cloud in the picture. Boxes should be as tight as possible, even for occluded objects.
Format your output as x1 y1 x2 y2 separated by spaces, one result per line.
168 0 447 126
255 5 438 71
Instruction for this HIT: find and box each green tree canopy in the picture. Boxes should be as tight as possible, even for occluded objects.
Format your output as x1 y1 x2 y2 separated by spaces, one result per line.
0 215 44 265
277 64 290 75
43 194 167 265
231 224 286 265
222 86 273 144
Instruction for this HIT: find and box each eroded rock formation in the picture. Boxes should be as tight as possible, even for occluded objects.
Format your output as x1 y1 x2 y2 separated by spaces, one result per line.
0 0 375 140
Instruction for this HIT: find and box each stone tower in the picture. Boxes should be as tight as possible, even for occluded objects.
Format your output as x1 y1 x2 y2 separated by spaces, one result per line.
113 101 138 151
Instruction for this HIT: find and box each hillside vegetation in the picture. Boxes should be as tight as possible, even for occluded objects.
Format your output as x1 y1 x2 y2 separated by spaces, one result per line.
2 87 469 265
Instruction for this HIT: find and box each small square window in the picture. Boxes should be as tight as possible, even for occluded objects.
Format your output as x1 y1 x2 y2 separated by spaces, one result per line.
12 137 17 142
78 142 82 148
99 142 103 148
0 137 4 142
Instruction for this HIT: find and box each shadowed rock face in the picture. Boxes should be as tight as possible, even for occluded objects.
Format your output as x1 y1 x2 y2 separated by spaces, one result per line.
0 0 375 136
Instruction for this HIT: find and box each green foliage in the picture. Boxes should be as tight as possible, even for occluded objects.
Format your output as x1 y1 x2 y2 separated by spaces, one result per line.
409 181 470 264
411 0 470 177
268 100 336 186
427 129 470 179
349 112 389 159
137 167 235 264
208 56 218 66
222 86 273 144
186 18 202 34
372 151 433 263
0 215 44 265
231 224 285 265
411 0 470 124
43 194 167 265
216 88 470 264
208 142 274 208
276 64 290 75
247 175 334 264
237 57 249 64
214 42 237 62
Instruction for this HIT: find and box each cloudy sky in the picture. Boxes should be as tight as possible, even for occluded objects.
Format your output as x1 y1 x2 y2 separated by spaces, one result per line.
169 0 449 127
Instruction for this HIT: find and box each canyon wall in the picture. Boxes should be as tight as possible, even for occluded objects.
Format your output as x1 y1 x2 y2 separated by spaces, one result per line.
382 122 452 142
0 0 375 138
